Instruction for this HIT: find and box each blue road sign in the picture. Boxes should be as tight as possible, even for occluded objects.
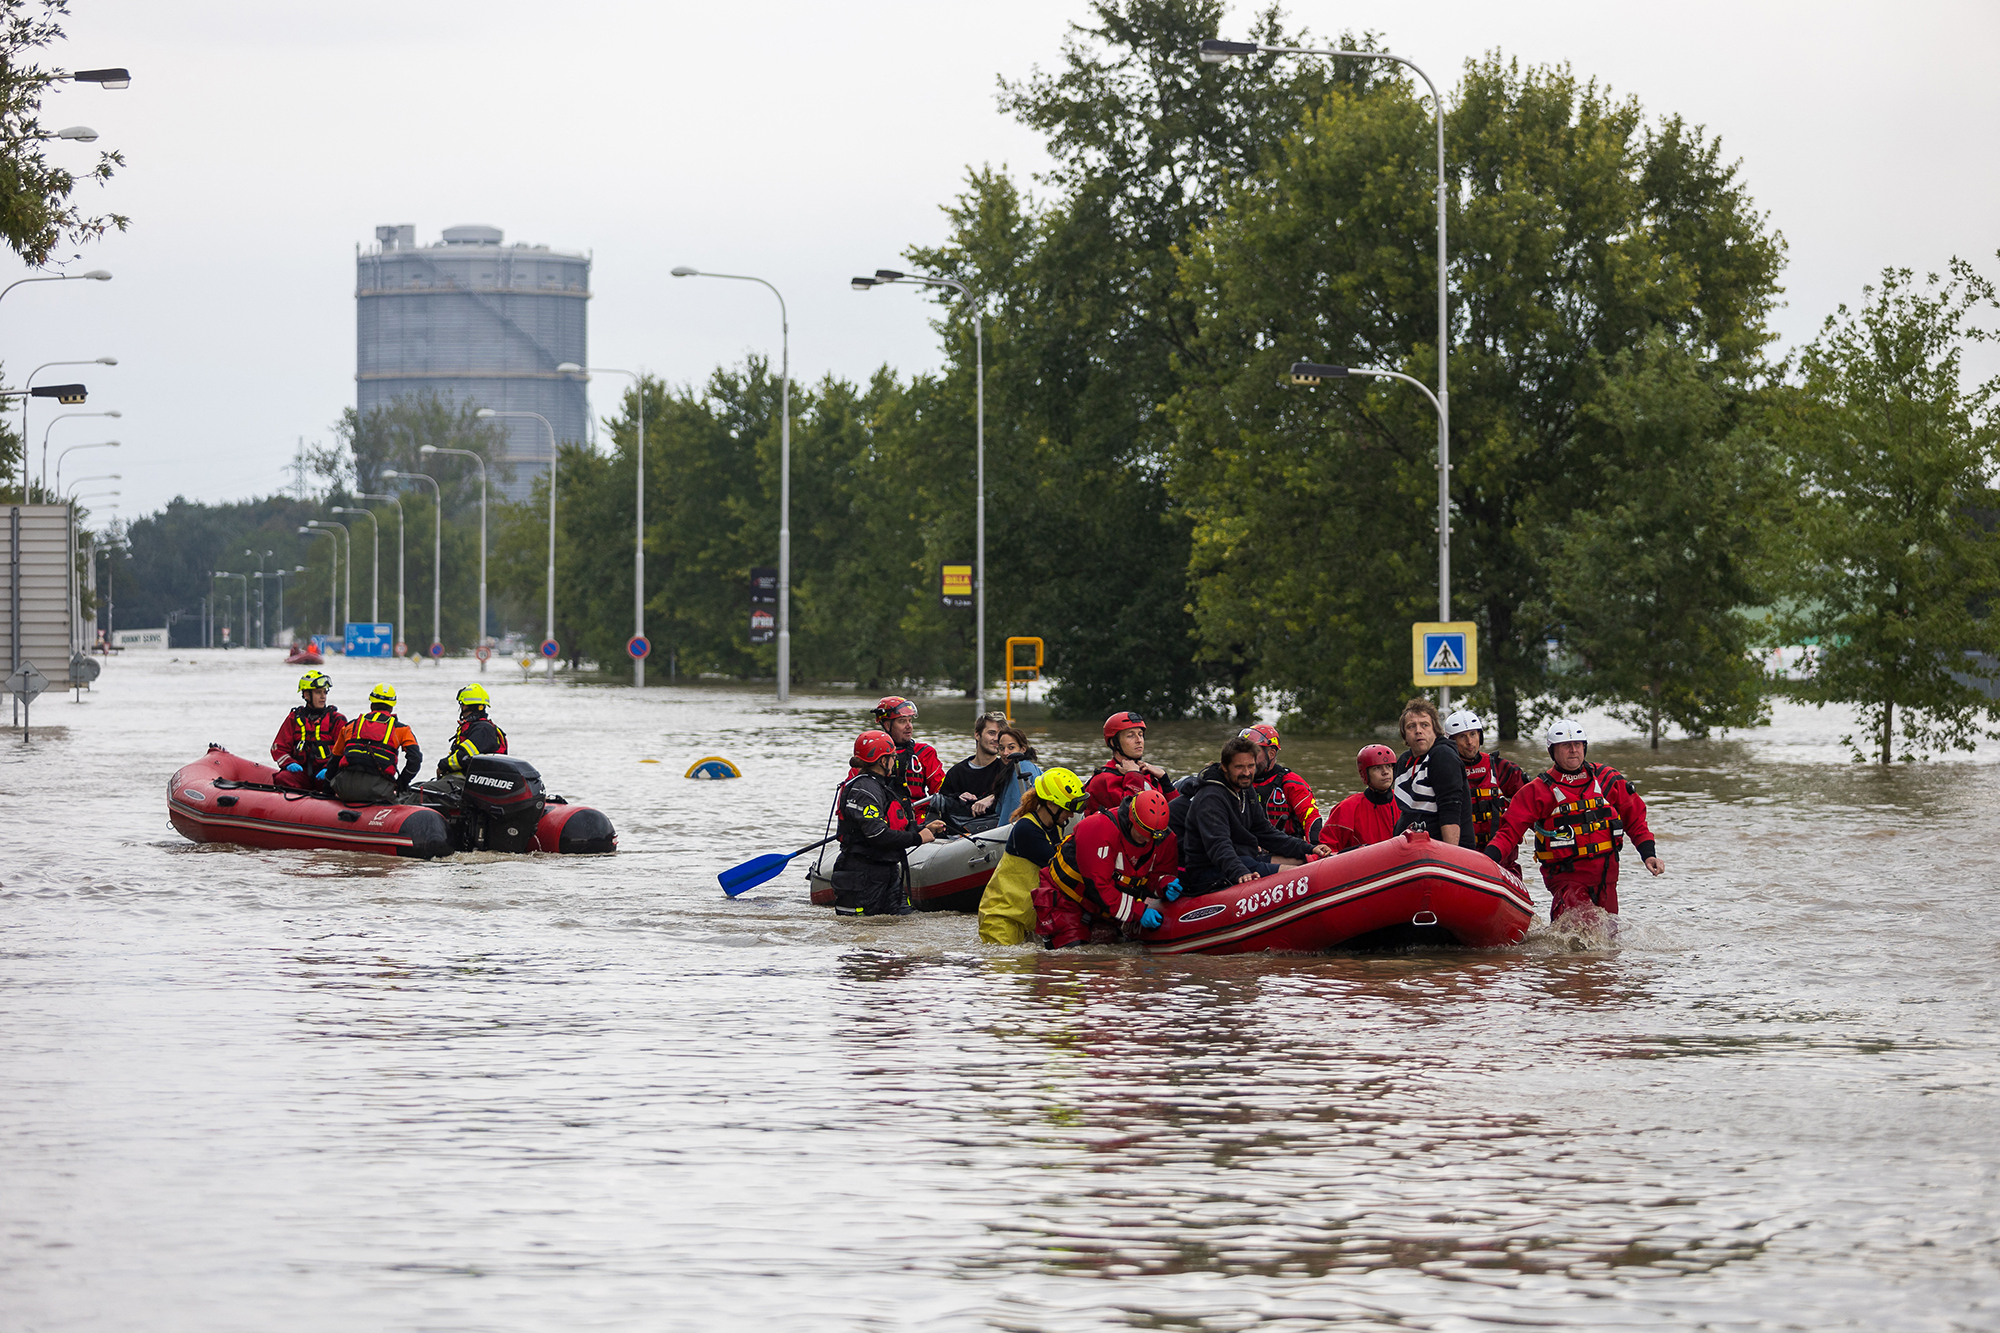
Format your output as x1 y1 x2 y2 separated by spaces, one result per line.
1423 632 1466 675
344 622 395 658
627 634 651 660
1411 621 1478 686
429 640 444 659
540 638 561 659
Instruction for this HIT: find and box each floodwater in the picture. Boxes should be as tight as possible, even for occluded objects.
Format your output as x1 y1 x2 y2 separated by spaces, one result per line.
3 652 1995 1332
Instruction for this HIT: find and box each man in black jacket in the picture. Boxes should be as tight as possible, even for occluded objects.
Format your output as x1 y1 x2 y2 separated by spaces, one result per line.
1391 697 1470 844
832 729 944 917
1173 738 1328 893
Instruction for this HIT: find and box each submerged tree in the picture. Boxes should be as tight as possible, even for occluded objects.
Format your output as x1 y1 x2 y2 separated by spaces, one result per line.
1775 259 2000 764
1544 340 1779 747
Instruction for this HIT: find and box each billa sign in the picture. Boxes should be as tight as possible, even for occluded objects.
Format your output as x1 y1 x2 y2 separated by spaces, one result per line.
941 564 972 609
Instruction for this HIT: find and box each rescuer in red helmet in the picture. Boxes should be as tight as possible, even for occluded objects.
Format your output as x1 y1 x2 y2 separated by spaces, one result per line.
1083 709 1174 813
1173 735 1324 893
1239 722 1327 846
1326 744 1399 852
1035 787 1179 948
1484 719 1661 925
829 728 946 917
872 695 945 810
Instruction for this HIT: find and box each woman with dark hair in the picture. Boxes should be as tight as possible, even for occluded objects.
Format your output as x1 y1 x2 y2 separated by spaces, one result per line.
990 723 1044 825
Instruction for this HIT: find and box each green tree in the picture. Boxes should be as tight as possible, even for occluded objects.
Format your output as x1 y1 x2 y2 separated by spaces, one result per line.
1775 260 2000 763
0 0 126 265
1172 54 1785 733
1543 340 1778 746
907 0 1375 718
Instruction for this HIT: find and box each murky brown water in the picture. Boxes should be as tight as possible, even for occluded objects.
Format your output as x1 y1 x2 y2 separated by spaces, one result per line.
3 653 1995 1330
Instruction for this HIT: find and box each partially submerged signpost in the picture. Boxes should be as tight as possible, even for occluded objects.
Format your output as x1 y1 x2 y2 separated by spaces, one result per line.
7 660 48 739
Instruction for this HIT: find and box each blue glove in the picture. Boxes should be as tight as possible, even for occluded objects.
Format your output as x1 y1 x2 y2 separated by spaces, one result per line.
1139 906 1164 930
285 763 304 773
1161 879 1184 902
315 768 329 782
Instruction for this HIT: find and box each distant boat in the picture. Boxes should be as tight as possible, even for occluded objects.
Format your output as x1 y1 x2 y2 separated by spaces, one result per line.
285 642 324 666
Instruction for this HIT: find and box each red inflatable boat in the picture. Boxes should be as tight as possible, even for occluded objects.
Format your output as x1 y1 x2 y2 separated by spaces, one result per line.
285 642 324 665
167 746 616 859
1144 829 1534 955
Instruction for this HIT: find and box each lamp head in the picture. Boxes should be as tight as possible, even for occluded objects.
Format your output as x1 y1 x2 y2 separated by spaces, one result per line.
104 410 120 417
72 68 131 89
1198 39 1259 64
556 362 582 373
81 270 111 280
96 357 117 365
419 444 438 454
670 266 698 277
1289 361 1349 386
56 125 98 142
873 269 904 281
475 409 496 419
850 277 875 291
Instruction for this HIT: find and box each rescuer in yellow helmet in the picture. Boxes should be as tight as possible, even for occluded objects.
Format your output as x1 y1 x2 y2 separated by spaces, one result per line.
436 682 508 778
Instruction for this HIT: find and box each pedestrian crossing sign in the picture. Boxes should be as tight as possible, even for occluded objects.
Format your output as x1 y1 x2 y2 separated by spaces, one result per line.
1412 621 1478 686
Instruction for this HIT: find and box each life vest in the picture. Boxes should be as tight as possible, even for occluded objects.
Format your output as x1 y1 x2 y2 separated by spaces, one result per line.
837 767 915 837
1466 755 1512 847
340 711 402 776
443 714 508 773
286 707 342 765
1046 815 1168 912
1532 763 1625 865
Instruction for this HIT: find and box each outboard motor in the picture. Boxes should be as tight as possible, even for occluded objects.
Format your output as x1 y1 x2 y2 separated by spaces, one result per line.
461 755 548 852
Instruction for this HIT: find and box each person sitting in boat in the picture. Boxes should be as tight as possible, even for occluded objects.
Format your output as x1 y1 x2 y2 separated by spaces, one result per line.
271 670 345 791
1483 719 1662 924
1240 723 1327 846
874 696 945 811
989 723 1044 827
1445 707 1527 866
938 710 1011 830
328 683 423 804
435 683 507 779
1036 788 1177 948
831 729 945 917
1083 710 1174 813
1172 737 1328 894
1327 744 1399 852
1392 697 1469 845
978 766 1085 945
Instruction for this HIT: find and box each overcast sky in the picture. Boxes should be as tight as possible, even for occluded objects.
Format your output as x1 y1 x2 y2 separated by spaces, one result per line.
7 0 1997 519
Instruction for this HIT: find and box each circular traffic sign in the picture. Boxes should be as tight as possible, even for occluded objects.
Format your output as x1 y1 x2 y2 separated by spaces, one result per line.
627 634 651 660
540 638 561 659
393 641 408 658
429 641 444 659
474 644 493 662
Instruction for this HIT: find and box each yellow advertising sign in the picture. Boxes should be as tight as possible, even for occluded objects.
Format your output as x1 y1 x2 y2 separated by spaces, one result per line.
1411 621 1478 687
941 564 973 608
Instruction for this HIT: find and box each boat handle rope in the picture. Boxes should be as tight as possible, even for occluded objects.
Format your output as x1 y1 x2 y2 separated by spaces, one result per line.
1412 910 1438 926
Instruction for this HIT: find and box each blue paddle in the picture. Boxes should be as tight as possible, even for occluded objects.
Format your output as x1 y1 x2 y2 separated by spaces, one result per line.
718 835 837 897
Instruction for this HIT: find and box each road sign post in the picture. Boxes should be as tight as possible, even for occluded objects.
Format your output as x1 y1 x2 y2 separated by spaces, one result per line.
1411 621 1478 691
7 660 49 738
539 638 559 686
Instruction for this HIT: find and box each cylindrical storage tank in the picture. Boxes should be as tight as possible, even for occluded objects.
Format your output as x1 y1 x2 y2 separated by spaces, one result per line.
356 224 590 501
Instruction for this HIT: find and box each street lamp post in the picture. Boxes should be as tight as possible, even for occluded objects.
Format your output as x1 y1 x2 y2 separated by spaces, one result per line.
475 409 560 685
58 455 118 655
1200 37 1453 688
213 570 248 649
244 548 272 647
25 361 114 488
852 268 986 717
299 527 338 637
332 507 378 623
307 520 349 633
670 266 790 701
416 446 486 672
0 270 111 498
355 492 404 657
40 410 121 499
269 565 302 644
382 469 441 664
558 363 645 688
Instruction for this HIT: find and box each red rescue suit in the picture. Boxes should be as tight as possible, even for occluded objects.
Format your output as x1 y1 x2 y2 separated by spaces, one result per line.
1082 761 1175 816
1252 763 1325 844
1326 788 1398 852
890 740 945 808
1463 750 1528 864
1488 762 1654 921
270 705 346 789
1035 809 1179 949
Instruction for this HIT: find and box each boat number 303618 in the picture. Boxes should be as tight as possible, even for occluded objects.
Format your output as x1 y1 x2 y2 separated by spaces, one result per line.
1236 875 1315 916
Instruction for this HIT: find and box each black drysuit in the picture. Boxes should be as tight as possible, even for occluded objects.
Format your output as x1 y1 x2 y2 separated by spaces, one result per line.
831 769 923 916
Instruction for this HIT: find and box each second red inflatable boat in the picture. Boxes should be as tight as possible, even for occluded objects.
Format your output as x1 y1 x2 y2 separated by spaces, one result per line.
1144 829 1534 955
